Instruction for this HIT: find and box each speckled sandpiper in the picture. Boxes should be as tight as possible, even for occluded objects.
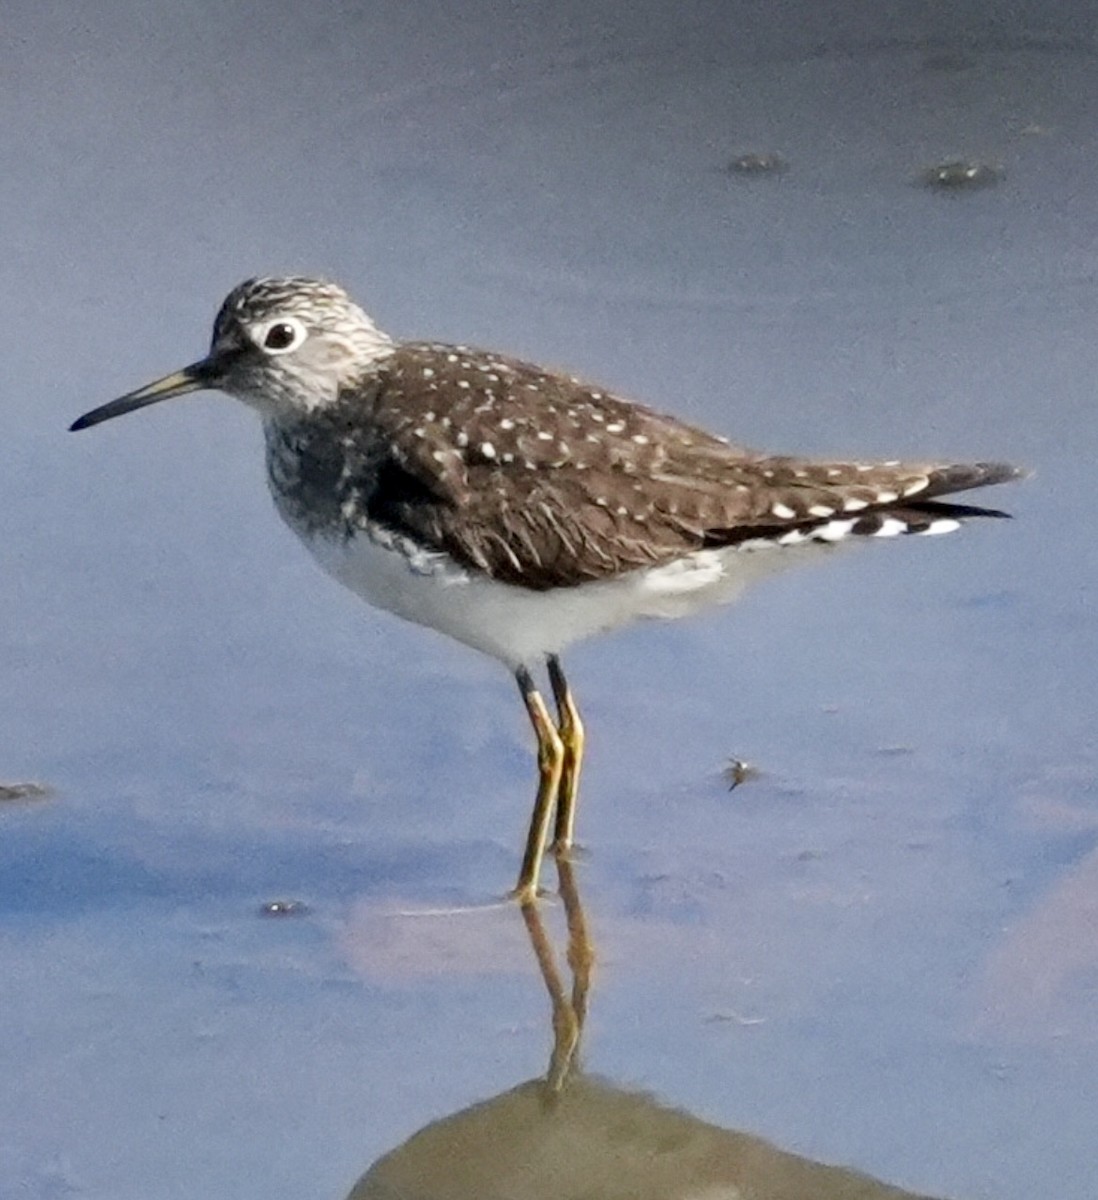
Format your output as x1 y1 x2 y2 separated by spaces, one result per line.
71 277 1024 902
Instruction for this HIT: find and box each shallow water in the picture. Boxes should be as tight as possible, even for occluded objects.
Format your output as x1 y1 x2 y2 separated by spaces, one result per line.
2 3 1096 1198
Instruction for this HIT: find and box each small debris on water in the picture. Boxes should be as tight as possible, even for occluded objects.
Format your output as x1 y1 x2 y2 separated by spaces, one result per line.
259 899 309 918
704 1009 767 1026
727 152 788 177
920 160 1003 191
0 781 54 803
724 759 759 791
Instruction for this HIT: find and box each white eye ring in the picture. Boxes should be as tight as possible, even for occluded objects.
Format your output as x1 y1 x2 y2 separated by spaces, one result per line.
256 317 307 354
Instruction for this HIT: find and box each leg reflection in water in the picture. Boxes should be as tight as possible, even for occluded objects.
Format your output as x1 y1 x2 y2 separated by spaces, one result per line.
518 855 594 1093
349 862 948 1200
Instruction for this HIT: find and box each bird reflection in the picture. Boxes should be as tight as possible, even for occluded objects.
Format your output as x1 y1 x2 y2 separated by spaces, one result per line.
347 861 948 1200
516 858 593 1092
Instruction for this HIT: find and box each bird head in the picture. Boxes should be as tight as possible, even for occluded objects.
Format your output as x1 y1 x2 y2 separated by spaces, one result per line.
70 276 393 431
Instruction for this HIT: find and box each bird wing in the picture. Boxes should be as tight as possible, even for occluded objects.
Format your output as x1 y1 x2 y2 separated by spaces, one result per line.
360 343 1021 589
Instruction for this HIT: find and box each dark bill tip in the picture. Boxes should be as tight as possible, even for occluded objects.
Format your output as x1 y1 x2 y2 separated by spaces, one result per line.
69 360 217 432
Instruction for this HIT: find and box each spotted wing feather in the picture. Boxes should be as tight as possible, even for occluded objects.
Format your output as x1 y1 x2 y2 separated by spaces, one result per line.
359 344 1022 589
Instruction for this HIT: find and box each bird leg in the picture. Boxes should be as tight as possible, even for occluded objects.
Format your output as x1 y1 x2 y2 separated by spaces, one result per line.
513 665 565 904
547 655 585 854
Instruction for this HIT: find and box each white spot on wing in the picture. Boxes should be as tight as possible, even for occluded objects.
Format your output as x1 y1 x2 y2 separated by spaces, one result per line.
814 519 856 542
771 503 797 519
873 518 908 537
918 518 961 535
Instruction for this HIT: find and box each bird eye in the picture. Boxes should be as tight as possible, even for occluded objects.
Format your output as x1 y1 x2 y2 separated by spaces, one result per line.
259 319 305 354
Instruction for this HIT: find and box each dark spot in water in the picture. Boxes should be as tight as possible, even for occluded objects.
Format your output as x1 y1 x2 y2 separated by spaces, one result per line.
727 152 788 177
0 781 54 802
259 899 309 918
921 160 1003 191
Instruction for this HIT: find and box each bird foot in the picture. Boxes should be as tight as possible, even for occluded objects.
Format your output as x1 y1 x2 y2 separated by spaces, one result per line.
549 839 588 860
508 882 554 906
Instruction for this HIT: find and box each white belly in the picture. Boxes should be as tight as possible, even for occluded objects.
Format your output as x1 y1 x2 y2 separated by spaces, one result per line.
298 522 835 668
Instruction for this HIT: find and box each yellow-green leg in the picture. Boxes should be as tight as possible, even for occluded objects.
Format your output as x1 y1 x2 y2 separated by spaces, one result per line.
547 654 585 854
512 665 565 904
